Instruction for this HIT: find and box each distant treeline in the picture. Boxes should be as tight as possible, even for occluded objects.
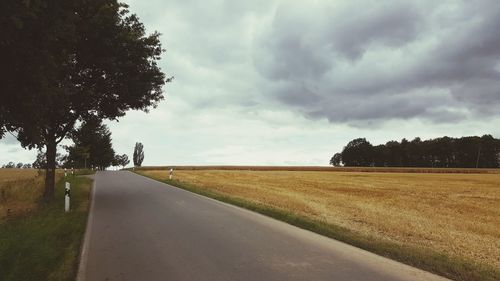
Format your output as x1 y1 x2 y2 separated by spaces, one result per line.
331 135 500 168
1 162 32 169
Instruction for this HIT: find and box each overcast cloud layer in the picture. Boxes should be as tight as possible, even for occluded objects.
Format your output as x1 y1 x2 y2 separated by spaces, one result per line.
2 0 500 166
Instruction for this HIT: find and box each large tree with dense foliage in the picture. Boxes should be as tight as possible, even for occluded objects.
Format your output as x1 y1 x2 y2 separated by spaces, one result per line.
340 138 374 167
0 0 170 200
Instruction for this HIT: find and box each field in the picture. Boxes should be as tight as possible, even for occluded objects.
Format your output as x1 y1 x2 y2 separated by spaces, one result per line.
0 169 62 220
138 168 500 281
0 168 39 182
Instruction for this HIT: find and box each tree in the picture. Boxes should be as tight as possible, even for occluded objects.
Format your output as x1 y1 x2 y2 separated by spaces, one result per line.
32 150 47 169
0 1 170 200
4 162 15 168
32 150 63 169
22 163 32 169
65 119 116 170
454 137 479 168
16 162 23 169
329 153 342 166
114 154 130 169
372 145 387 167
407 137 424 167
341 138 374 167
477 135 498 168
133 142 145 167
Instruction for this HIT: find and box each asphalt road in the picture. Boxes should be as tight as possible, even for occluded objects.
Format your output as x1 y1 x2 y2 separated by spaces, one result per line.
78 171 449 281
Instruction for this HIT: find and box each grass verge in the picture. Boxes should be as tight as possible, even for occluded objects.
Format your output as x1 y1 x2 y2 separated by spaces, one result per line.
0 175 92 281
138 173 499 281
72 169 96 176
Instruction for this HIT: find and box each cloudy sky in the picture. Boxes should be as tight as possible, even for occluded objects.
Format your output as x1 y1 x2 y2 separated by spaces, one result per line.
2 0 500 166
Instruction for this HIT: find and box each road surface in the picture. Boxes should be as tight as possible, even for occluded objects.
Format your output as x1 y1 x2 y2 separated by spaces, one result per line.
78 171 449 281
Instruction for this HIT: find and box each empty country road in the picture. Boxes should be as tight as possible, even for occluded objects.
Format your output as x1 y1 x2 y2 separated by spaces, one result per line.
78 171 449 281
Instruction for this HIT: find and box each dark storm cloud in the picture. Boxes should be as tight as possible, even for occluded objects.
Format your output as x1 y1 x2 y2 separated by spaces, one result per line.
326 1 422 60
253 0 500 124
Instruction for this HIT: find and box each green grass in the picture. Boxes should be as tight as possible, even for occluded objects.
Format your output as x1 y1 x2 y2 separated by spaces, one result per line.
73 169 96 176
138 174 499 281
0 176 92 281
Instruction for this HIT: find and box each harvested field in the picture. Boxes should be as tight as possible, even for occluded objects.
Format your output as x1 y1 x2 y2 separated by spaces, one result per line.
139 169 500 273
0 169 39 183
0 169 63 220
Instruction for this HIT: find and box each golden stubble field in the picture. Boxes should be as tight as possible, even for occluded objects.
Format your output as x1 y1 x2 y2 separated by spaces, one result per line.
140 169 500 270
0 169 63 220
0 169 39 182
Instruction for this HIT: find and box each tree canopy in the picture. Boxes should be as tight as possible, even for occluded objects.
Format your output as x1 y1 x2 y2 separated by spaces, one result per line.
64 119 116 170
0 0 170 200
114 154 130 169
341 138 374 167
329 153 342 167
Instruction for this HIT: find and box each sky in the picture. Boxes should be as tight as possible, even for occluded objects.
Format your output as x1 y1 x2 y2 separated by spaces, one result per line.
2 0 500 166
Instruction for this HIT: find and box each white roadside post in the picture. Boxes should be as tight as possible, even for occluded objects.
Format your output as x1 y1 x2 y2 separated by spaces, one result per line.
64 168 67 177
71 167 74 175
65 182 71 212
169 168 174 180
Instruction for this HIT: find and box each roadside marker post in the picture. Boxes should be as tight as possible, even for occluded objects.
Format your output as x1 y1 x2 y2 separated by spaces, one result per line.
65 182 71 212
71 167 74 175
169 168 174 180
64 168 67 177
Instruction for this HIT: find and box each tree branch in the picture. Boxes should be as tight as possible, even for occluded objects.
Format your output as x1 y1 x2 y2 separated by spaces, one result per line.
56 120 77 144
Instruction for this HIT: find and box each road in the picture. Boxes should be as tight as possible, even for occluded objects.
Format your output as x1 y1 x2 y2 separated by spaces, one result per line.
78 171 449 281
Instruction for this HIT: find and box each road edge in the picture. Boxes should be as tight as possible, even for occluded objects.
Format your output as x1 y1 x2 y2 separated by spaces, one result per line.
76 171 98 281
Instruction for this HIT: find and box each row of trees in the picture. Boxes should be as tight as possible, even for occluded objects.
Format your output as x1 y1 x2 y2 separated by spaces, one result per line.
1 162 32 169
64 118 131 170
0 0 170 200
331 135 500 168
1 120 132 170
2 123 145 170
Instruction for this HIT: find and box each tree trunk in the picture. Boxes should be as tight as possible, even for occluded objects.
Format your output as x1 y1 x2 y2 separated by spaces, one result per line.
43 137 57 201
